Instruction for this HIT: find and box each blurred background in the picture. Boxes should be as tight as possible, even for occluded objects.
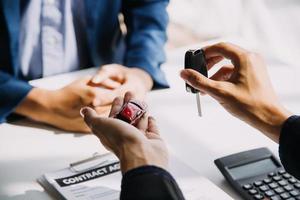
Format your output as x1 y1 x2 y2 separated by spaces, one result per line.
167 0 300 68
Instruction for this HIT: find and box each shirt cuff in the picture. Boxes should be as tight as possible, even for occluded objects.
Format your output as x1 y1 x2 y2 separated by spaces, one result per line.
279 115 300 178
0 77 33 123
122 165 176 185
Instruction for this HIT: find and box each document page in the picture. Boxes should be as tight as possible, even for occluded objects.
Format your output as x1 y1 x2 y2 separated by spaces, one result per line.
38 154 232 200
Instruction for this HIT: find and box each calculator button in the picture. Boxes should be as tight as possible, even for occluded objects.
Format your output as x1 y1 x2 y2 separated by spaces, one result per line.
290 190 300 197
271 196 281 200
284 185 294 191
287 198 296 200
273 176 282 181
269 172 277 177
243 184 252 190
259 185 269 192
294 183 300 188
269 182 279 189
275 187 285 194
254 181 263 187
280 192 291 199
265 190 275 197
290 178 298 184
279 180 288 186
254 194 264 199
249 189 258 195
264 178 272 184
279 170 286 174
283 174 292 179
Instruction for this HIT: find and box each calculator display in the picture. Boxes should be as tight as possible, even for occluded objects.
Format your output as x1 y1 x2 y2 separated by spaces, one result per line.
228 158 278 180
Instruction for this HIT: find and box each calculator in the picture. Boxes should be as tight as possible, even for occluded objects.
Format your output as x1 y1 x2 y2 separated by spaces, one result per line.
215 148 300 200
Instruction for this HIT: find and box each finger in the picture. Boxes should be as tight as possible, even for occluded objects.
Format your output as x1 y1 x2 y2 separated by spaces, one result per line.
92 65 123 84
90 88 116 106
180 69 220 95
80 107 100 128
124 91 135 103
95 105 112 117
79 76 94 84
109 97 124 117
203 42 248 66
100 79 122 89
101 87 129 106
88 78 121 89
135 113 149 132
95 84 134 107
91 68 115 84
81 107 118 137
206 56 224 70
147 116 159 135
210 65 234 81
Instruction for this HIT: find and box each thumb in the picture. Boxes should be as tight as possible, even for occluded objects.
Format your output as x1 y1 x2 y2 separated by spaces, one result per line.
180 69 220 96
80 107 103 129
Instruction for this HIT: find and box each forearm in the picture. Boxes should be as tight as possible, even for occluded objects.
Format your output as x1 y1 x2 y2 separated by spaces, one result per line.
14 88 54 122
247 102 292 142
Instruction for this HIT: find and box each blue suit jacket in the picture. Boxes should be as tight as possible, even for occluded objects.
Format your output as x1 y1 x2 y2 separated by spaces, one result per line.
0 0 169 123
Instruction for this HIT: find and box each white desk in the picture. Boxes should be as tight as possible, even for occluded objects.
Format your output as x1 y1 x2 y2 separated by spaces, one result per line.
1 42 300 200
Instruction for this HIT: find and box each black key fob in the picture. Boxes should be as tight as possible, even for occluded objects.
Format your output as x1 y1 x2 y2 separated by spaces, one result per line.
185 49 208 93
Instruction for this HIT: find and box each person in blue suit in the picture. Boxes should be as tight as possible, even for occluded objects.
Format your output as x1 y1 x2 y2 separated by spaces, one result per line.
0 0 169 132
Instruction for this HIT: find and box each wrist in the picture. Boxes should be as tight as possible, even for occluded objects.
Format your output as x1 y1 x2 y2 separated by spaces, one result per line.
118 142 149 173
131 68 153 91
14 88 54 122
118 142 167 173
257 103 292 142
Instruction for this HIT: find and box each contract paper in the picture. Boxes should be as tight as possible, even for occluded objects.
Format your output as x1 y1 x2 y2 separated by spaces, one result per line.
38 154 232 200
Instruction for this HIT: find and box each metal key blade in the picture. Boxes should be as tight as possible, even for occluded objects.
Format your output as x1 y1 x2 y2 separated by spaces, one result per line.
196 93 202 117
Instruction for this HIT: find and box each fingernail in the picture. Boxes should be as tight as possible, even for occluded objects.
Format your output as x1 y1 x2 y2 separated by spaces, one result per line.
80 107 88 118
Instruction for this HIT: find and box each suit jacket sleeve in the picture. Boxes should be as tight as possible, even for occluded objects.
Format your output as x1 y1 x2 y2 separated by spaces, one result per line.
279 115 300 179
122 0 169 89
120 166 185 200
0 71 32 123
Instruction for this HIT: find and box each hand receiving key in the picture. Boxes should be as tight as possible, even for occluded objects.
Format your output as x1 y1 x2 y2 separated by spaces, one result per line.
80 92 168 173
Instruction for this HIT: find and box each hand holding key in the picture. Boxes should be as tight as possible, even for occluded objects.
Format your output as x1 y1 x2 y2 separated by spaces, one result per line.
80 92 168 173
180 42 291 142
184 49 208 116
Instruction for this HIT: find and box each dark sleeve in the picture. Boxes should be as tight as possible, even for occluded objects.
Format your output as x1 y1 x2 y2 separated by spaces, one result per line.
0 71 33 123
120 166 185 200
279 115 300 179
122 0 169 89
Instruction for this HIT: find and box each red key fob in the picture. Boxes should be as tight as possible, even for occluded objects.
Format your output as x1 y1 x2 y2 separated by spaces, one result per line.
115 100 147 125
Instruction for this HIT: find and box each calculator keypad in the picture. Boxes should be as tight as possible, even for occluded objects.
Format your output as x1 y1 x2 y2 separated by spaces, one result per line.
242 170 300 200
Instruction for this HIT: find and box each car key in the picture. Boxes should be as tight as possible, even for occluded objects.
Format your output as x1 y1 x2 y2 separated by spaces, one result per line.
114 100 147 125
185 49 208 116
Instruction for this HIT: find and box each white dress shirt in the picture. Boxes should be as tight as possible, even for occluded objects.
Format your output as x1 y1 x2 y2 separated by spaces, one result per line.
19 0 83 80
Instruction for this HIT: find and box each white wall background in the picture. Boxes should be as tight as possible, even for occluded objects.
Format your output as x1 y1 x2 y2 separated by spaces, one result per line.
168 0 300 67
